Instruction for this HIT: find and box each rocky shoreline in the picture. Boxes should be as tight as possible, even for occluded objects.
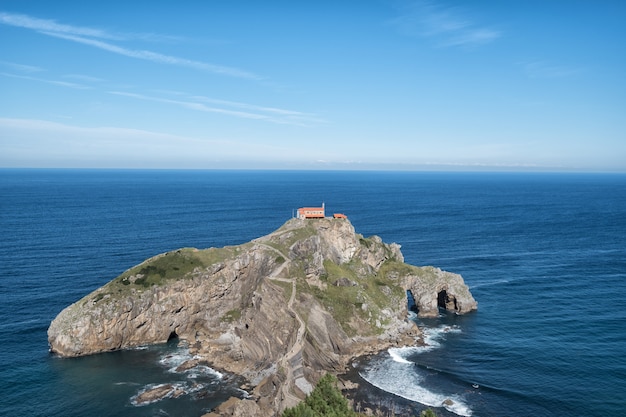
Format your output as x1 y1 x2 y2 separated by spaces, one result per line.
49 218 476 416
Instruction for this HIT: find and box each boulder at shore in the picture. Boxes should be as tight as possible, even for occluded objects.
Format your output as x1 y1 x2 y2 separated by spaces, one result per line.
48 218 477 416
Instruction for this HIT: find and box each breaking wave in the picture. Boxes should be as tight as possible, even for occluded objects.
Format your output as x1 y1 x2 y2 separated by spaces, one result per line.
157 345 224 379
131 382 186 406
131 344 227 407
360 325 472 416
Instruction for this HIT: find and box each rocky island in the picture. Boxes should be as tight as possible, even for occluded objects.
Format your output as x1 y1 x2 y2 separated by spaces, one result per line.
48 217 477 416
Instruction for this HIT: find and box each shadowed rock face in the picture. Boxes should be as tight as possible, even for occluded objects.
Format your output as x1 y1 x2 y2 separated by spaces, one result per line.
48 218 476 416
403 267 478 318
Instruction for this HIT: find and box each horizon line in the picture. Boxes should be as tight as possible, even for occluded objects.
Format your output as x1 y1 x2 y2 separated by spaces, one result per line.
1 166 624 175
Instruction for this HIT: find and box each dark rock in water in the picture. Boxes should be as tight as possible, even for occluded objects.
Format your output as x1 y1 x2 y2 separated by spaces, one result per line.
134 384 182 405
176 358 200 372
48 217 477 416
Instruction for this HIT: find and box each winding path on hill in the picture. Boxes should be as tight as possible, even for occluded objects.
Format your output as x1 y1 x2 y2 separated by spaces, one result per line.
258 243 307 410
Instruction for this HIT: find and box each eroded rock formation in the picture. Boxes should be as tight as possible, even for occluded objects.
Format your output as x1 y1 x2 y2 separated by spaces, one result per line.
48 218 477 416
403 267 478 317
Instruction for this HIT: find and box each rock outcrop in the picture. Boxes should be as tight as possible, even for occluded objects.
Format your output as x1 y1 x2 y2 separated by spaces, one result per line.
402 267 477 317
48 218 476 416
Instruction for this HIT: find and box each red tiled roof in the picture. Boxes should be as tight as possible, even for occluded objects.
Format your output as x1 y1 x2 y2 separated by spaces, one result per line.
298 206 325 218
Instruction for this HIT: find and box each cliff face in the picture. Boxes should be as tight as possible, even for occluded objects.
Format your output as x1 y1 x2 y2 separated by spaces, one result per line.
48 218 477 415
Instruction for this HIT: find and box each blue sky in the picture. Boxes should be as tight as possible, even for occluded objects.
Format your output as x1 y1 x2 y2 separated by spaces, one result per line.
1 1 624 171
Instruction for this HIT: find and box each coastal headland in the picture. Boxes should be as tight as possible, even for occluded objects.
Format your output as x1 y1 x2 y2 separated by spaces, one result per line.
48 217 477 416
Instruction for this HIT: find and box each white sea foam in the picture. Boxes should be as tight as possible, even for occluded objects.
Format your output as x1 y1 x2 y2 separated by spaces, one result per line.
388 347 415 363
130 382 186 406
185 382 207 394
131 345 149 351
158 350 194 372
361 324 471 416
130 346 227 406
184 365 223 379
157 345 223 380
388 325 462 363
421 325 461 349
237 388 252 399
360 358 472 416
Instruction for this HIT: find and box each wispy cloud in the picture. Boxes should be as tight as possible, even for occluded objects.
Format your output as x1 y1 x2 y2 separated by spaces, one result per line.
1 71 90 89
190 95 322 119
0 117 306 168
63 74 105 83
110 91 325 126
390 1 500 48
0 117 228 147
520 60 584 79
0 11 260 79
0 12 121 39
0 60 44 73
111 91 273 121
440 28 500 48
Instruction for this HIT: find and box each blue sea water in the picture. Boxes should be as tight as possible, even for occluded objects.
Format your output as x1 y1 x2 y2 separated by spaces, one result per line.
1 169 625 417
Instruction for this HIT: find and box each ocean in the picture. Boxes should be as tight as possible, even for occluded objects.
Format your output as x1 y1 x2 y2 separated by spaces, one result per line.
1 169 624 417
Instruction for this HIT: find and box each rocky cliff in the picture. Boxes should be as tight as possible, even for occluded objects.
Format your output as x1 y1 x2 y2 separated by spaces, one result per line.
48 218 477 416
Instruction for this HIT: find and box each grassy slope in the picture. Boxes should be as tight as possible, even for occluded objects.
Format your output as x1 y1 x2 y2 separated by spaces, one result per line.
84 245 249 306
82 222 420 339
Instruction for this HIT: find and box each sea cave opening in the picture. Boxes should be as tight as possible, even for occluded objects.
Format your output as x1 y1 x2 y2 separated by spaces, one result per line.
406 290 418 313
437 289 458 312
167 330 178 342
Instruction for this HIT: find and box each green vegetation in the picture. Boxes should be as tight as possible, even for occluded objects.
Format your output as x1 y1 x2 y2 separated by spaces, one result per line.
377 259 416 280
221 308 242 323
270 279 293 302
112 246 239 289
281 374 359 417
380 262 445 288
282 373 436 417
91 292 108 303
305 259 405 336
269 221 319 253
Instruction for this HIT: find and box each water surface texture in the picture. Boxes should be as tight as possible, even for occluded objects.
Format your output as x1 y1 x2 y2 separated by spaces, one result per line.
1 170 624 416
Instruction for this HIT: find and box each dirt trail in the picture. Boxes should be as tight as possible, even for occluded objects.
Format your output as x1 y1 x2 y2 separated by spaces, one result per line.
259 243 307 411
